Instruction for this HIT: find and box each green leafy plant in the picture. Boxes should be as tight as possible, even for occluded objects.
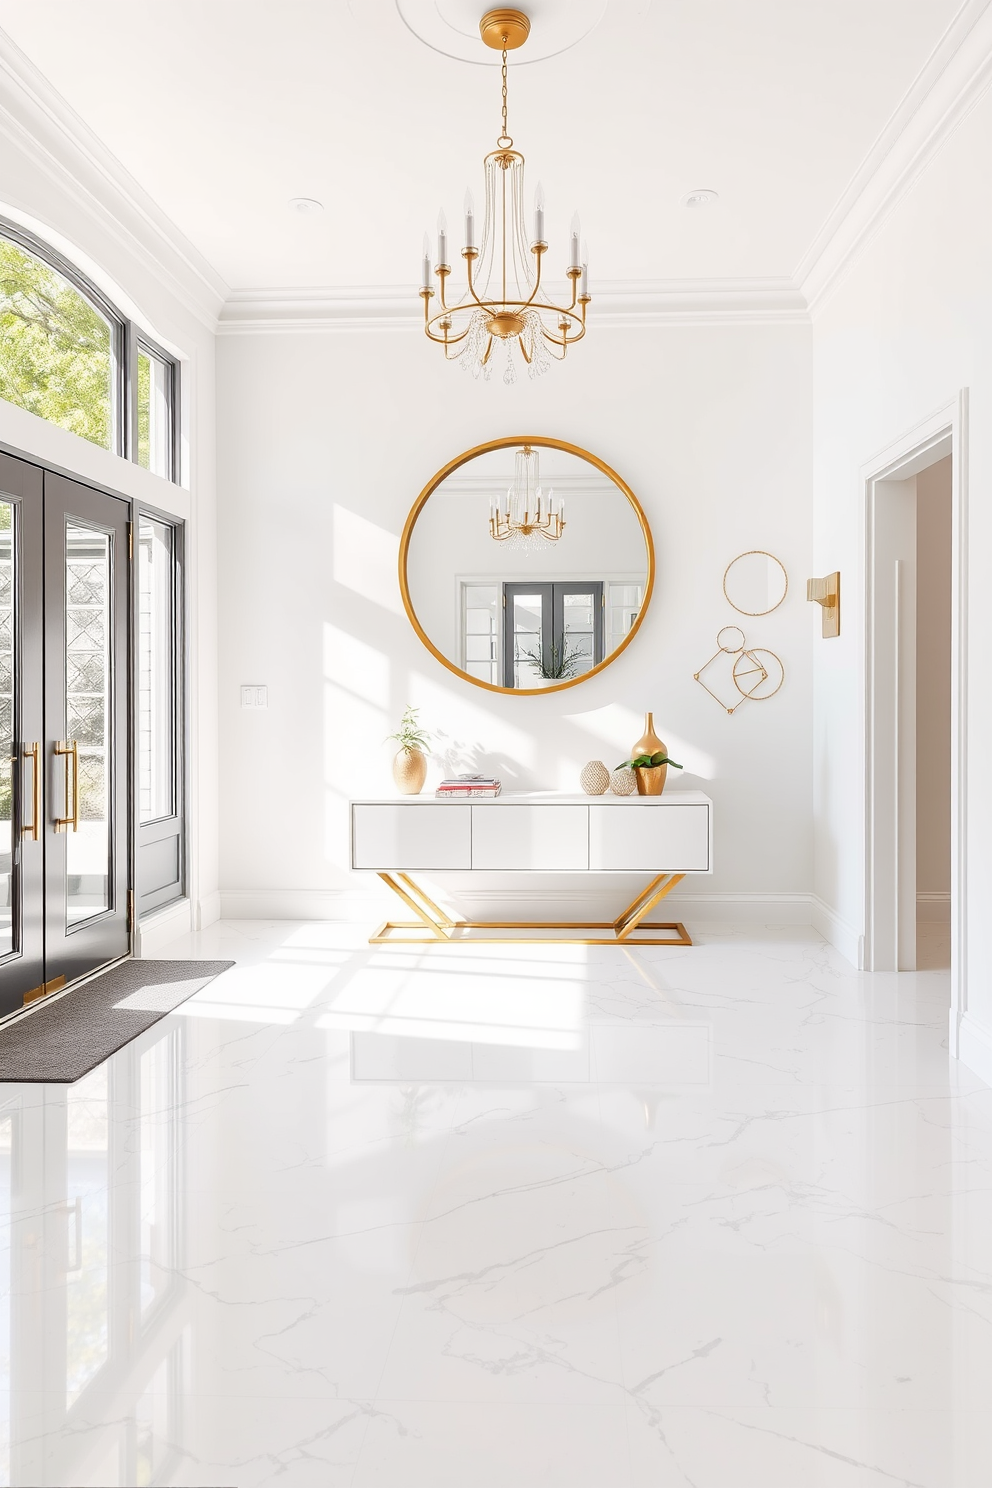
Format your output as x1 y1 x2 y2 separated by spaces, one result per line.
386 705 431 753
616 751 684 771
522 640 587 681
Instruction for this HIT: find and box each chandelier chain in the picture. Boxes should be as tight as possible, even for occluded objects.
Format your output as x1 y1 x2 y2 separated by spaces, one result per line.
499 45 510 145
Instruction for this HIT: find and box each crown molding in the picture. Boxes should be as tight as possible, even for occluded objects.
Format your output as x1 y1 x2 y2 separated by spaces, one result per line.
795 0 992 313
0 27 228 333
217 278 810 334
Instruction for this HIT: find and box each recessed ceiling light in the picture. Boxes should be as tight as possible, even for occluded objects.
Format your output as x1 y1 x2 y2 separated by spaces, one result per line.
289 197 324 214
683 189 719 209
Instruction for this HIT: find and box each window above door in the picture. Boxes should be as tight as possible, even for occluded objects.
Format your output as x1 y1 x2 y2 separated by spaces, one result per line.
0 217 180 482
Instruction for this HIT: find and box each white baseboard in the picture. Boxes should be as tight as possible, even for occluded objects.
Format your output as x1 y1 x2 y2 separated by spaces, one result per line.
957 1011 992 1088
195 891 222 930
135 898 191 956
219 886 819 928
811 895 862 968
917 891 951 922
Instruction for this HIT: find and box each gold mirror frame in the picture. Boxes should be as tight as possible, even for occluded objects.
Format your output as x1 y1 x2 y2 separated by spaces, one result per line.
399 435 655 696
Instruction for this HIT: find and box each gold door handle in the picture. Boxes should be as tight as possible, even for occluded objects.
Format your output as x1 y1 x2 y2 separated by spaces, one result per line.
54 740 79 834
20 742 40 840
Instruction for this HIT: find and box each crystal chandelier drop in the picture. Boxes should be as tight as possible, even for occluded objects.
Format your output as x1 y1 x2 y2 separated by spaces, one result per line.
489 446 565 543
420 8 590 383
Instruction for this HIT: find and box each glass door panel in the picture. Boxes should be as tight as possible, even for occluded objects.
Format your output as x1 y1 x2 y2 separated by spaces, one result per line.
45 473 129 987
66 526 111 925
561 590 597 678
0 506 15 956
0 454 43 1017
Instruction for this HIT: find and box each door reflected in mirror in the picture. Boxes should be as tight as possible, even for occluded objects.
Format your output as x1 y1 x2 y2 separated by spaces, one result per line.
402 439 653 694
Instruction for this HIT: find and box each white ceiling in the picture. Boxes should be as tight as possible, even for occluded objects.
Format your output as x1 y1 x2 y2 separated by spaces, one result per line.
0 0 963 294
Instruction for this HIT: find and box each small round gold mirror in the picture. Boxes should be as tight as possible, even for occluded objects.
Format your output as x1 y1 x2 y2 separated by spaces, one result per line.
400 437 654 694
723 550 788 616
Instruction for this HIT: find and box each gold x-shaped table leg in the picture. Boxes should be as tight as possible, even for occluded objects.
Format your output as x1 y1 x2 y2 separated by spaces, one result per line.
370 871 691 946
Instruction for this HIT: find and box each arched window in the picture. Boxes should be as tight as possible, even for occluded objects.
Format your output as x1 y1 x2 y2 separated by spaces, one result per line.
0 219 179 480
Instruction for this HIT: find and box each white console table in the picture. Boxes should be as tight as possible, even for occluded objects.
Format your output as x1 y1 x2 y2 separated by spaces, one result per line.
350 791 712 946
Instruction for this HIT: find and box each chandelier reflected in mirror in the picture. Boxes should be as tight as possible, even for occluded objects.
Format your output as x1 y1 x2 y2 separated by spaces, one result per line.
419 8 590 383
489 445 565 544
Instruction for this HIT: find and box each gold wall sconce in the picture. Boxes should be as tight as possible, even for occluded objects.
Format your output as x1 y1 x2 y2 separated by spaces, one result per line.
807 572 840 637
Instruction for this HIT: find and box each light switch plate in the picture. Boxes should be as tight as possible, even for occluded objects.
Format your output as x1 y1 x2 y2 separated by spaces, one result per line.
241 685 268 709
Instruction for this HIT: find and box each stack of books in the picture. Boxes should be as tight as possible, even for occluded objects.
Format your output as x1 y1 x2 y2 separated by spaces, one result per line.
435 774 502 799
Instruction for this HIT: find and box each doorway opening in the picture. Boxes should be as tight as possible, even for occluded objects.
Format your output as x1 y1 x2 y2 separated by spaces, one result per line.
864 397 966 1029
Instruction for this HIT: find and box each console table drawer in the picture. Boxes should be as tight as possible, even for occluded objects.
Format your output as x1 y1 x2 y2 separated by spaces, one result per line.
589 804 710 871
352 804 471 870
471 805 588 870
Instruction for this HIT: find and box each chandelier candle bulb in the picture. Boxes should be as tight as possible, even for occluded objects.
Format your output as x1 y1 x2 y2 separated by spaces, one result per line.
569 215 581 269
421 235 432 291
437 209 448 268
580 263 589 298
464 190 475 250
534 182 545 245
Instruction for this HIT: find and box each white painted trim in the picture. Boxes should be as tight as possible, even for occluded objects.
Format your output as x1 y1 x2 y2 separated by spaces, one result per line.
861 396 968 1037
217 279 810 333
194 892 222 932
134 898 192 956
0 26 227 328
797 0 992 313
811 895 862 968
219 886 819 927
0 403 190 518
917 892 951 922
958 1011 992 1086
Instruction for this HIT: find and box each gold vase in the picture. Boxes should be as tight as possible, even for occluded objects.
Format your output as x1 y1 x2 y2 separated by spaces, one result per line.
393 748 427 795
632 712 666 760
634 763 667 796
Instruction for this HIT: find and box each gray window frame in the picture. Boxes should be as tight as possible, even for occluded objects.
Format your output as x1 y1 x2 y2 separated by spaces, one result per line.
132 502 186 916
0 215 181 481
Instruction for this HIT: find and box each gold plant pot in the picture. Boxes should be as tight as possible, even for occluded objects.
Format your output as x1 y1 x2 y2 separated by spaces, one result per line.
633 763 667 796
393 748 427 795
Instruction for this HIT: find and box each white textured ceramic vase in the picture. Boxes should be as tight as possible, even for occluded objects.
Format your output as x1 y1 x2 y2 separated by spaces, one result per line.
579 760 610 795
609 767 637 796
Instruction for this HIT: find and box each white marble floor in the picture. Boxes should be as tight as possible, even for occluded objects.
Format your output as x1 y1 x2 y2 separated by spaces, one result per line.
2 919 990 1487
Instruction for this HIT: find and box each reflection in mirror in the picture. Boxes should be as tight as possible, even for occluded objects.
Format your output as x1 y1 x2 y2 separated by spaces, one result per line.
723 550 788 616
405 442 651 692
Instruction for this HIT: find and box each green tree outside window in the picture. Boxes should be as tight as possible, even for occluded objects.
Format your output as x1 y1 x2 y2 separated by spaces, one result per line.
0 237 112 449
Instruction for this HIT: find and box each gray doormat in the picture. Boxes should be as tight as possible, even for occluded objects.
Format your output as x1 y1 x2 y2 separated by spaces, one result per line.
0 959 234 1083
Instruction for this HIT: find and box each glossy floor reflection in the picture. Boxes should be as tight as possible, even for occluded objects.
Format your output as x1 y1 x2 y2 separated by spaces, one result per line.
1 919 990 1487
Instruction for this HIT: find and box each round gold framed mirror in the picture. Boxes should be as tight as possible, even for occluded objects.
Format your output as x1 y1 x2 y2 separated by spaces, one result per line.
400 436 654 695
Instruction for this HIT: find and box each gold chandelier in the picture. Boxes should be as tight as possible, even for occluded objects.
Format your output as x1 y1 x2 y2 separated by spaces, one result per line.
489 445 565 542
420 7 590 382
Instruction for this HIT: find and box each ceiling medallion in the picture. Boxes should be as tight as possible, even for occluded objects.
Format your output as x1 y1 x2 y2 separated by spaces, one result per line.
419 7 590 383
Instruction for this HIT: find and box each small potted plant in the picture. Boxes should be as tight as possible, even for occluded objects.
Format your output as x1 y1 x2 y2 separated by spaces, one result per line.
615 749 683 796
387 706 431 795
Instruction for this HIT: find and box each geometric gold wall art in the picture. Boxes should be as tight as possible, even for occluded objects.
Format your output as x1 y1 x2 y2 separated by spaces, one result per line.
723 550 789 615
694 626 785 714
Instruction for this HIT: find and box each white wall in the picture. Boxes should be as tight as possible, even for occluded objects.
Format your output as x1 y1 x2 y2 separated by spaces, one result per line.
0 59 222 929
216 319 813 920
811 86 992 1075
916 456 952 908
